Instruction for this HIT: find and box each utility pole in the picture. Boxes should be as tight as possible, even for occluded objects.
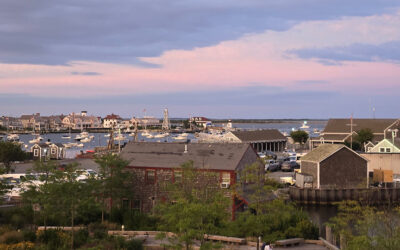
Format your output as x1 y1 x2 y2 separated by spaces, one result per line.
346 114 357 149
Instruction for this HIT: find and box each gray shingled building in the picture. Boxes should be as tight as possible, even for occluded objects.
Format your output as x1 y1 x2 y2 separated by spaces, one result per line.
299 144 368 189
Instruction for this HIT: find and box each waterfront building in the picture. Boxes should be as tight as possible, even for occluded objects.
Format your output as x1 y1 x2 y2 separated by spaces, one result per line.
190 116 212 128
310 118 400 148
130 116 160 127
299 144 368 189
62 111 101 129
119 142 262 219
103 113 122 128
224 129 287 153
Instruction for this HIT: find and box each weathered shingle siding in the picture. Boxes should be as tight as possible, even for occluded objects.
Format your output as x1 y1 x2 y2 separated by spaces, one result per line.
300 161 318 188
320 148 367 189
236 146 261 173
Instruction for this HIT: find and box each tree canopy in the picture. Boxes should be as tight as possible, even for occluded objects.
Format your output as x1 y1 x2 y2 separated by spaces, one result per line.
156 161 230 249
290 130 309 144
0 141 26 173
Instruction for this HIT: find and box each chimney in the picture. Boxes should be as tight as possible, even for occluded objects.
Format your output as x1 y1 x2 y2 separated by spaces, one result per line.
184 144 188 153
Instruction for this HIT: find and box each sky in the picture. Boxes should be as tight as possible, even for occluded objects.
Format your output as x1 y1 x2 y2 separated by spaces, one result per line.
1 0 400 119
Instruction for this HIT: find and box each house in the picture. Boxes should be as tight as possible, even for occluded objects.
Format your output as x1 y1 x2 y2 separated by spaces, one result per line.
103 114 122 128
190 117 212 128
130 117 160 127
299 144 368 189
367 138 400 153
31 143 65 161
119 142 262 219
224 130 287 153
310 118 400 148
62 111 102 129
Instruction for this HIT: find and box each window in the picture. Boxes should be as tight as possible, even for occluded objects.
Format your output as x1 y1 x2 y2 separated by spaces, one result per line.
386 148 391 153
132 200 141 211
221 172 231 184
146 170 156 184
122 199 130 209
51 148 56 154
164 170 172 181
34 149 39 157
174 171 182 183
380 148 385 153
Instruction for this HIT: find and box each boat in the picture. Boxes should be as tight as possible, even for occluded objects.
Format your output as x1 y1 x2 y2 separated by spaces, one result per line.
129 132 136 137
7 134 19 141
172 135 188 140
104 134 110 137
61 135 71 139
181 133 188 137
300 121 310 129
146 134 154 139
81 137 92 143
114 134 127 141
76 143 84 148
141 131 151 137
29 138 40 144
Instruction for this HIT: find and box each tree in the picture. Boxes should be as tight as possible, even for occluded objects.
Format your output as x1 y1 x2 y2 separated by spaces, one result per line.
22 161 99 249
290 130 309 144
226 162 318 244
355 128 374 151
156 161 230 249
327 201 400 250
0 141 26 173
94 153 135 223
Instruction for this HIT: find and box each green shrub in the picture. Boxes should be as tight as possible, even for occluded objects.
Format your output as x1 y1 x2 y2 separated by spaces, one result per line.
74 229 89 248
0 230 24 244
125 239 143 250
23 230 37 242
37 229 70 249
88 222 107 239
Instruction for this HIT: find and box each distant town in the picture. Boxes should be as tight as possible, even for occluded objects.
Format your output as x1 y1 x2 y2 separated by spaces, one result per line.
1 110 400 249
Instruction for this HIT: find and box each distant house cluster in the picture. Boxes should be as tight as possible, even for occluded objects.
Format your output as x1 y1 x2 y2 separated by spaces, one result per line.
0 111 164 132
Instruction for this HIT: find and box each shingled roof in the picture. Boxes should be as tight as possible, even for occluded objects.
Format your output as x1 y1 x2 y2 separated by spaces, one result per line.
120 142 255 171
301 144 366 163
231 129 287 142
323 119 397 134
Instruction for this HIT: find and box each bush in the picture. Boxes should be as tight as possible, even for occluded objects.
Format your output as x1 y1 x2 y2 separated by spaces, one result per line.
37 229 70 249
125 239 143 250
0 231 24 244
22 230 36 242
74 229 89 248
88 223 107 239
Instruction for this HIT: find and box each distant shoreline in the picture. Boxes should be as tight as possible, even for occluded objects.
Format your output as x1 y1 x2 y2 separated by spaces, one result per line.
171 119 328 124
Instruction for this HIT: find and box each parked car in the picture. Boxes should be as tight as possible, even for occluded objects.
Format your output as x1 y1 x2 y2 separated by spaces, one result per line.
281 161 300 172
265 161 281 172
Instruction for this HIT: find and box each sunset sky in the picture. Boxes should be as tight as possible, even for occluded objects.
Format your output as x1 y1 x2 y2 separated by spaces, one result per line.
1 1 400 118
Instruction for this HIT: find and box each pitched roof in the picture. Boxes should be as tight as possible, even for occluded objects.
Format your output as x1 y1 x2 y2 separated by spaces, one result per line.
231 129 287 142
323 119 397 134
120 142 254 171
301 144 365 163
311 134 351 142
105 113 121 120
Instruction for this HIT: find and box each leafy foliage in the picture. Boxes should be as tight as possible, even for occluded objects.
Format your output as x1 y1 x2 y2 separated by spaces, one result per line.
94 153 135 222
0 141 26 173
227 162 318 243
290 130 309 144
156 161 230 249
328 201 400 250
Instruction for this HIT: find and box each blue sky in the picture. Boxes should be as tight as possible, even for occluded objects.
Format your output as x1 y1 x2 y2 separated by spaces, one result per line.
0 0 400 118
